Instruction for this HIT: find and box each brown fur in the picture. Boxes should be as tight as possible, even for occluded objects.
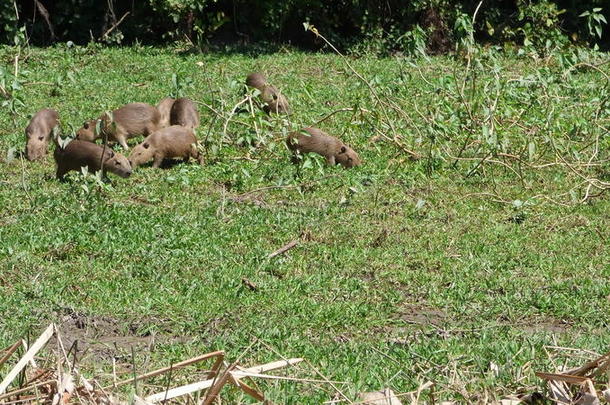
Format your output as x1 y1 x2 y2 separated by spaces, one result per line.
25 108 59 161
76 102 161 149
156 97 175 128
286 127 361 168
169 97 200 130
245 72 290 114
129 125 200 169
54 139 132 180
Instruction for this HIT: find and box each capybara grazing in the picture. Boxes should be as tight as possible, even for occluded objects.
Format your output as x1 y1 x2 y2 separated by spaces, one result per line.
245 72 290 114
156 97 175 128
170 97 200 130
54 139 132 180
76 102 160 150
129 125 200 169
25 108 59 161
287 127 361 168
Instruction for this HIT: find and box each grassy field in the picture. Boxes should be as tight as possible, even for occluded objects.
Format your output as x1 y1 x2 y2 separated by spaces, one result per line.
1 43 609 403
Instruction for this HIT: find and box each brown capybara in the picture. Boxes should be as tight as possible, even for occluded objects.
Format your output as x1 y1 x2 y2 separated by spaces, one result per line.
287 127 361 168
169 97 200 130
76 102 160 150
156 97 175 128
245 72 290 114
54 139 132 180
129 125 200 169
25 108 59 161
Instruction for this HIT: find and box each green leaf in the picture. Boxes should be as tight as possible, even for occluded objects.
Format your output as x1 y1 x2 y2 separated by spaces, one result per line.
5 147 16 163
528 142 536 161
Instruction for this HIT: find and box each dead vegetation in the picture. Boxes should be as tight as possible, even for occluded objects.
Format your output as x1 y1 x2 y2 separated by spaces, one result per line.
2 324 610 404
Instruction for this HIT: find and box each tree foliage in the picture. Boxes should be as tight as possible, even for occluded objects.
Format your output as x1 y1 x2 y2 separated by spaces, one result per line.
1 0 608 52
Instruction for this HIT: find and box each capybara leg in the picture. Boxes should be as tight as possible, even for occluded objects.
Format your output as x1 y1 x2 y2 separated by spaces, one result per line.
144 124 154 136
188 144 200 163
152 154 163 168
56 167 67 181
191 144 204 165
113 129 129 150
326 155 336 166
117 137 129 150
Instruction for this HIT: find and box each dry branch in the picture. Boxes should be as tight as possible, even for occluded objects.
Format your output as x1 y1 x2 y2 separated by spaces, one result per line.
0 341 20 368
145 358 303 402
0 324 55 395
268 239 299 258
105 350 225 389
100 12 130 40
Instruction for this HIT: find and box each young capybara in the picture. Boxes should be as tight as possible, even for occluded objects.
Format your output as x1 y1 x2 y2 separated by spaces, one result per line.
156 97 175 128
245 72 290 114
129 125 200 169
169 97 200 130
286 127 362 168
76 102 160 150
54 139 132 180
25 108 59 161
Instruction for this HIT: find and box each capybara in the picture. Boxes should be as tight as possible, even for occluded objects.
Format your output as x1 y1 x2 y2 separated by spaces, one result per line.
156 97 175 128
25 108 59 161
286 127 361 168
76 102 160 150
54 139 132 180
169 97 200 130
129 125 200 169
245 72 290 114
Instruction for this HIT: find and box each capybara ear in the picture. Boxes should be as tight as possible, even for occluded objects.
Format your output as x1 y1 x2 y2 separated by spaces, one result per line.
340 146 347 154
143 142 150 149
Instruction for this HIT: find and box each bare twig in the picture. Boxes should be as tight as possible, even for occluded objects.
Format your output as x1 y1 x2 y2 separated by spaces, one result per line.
100 11 130 40
268 239 299 259
0 324 55 395
106 351 225 389
0 341 20 368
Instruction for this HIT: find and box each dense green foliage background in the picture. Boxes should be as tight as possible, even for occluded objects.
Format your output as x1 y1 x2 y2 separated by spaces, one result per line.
1 1 609 53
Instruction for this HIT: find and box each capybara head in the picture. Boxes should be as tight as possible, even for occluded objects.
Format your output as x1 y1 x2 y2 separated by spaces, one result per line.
128 141 155 168
25 128 49 161
76 120 98 142
335 145 362 168
246 72 267 89
104 151 132 178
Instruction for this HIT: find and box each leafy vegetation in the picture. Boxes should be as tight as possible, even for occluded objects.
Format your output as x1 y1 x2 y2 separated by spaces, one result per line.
3 0 609 54
0 40 609 402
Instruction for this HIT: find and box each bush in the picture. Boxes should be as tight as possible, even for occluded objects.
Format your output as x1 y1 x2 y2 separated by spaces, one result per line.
2 0 608 53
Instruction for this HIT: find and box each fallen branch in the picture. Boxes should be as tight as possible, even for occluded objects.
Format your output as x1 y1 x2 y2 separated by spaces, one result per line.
145 358 303 402
0 323 55 395
0 341 20 368
268 239 299 259
564 350 610 377
105 350 224 389
311 107 370 127
0 379 56 401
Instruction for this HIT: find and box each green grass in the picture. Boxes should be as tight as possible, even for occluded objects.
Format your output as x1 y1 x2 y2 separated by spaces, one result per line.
0 43 609 403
